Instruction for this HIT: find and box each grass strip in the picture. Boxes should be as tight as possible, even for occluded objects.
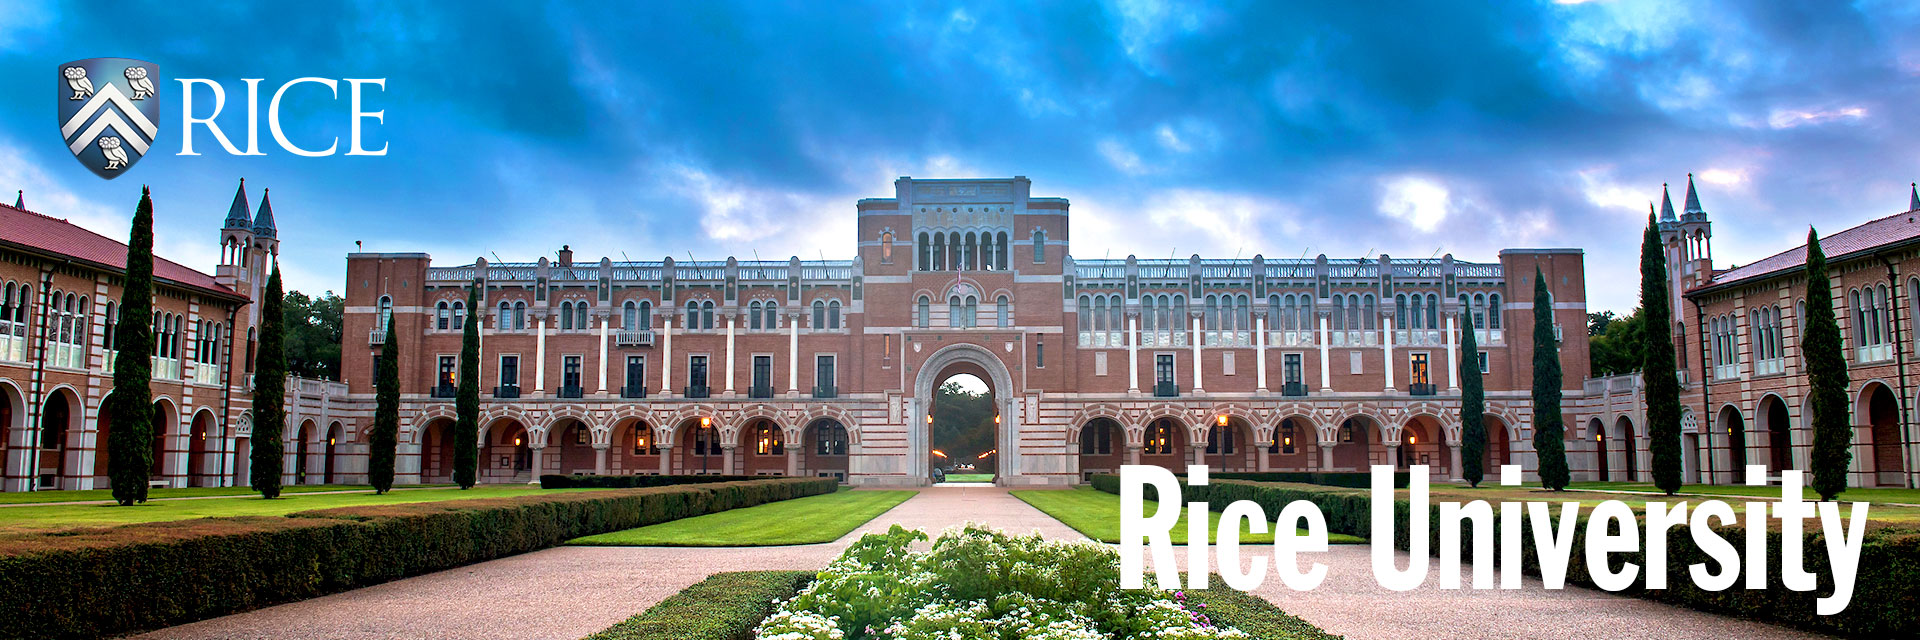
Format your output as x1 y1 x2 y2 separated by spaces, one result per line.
1012 486 1365 544
581 570 812 640
568 488 916 546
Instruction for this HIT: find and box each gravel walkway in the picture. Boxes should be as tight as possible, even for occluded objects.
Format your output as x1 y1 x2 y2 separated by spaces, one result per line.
135 486 1818 640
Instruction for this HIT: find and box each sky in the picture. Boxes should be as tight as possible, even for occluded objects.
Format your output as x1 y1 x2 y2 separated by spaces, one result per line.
2 0 1917 315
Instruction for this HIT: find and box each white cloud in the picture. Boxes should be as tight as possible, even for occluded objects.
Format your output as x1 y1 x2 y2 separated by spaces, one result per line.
1696 168 1747 186
1576 167 1654 215
1097 139 1146 175
1376 175 1452 232
1156 124 1189 153
1767 106 1868 129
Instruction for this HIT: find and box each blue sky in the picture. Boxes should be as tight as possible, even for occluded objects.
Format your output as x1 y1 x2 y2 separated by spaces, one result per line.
3 0 1917 314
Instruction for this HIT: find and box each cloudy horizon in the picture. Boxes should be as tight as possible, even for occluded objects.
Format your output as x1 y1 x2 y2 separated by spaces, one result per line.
4 0 1917 314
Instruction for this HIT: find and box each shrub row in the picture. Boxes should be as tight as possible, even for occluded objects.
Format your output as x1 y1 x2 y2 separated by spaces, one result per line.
1095 474 1920 637
581 570 814 640
539 474 777 489
0 478 836 640
1088 471 1402 500
1182 582 1342 640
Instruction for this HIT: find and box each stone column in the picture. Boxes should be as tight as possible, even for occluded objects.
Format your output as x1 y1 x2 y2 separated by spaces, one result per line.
1255 315 1268 393
658 443 671 475
1317 313 1332 391
787 434 801 477
724 315 736 395
1128 315 1140 394
1446 314 1459 392
534 317 548 394
722 443 737 475
662 317 674 398
1190 314 1203 393
1319 437 1337 470
597 316 609 394
527 444 546 483
1383 316 1396 392
1449 446 1462 482
1128 444 1142 466
594 442 609 475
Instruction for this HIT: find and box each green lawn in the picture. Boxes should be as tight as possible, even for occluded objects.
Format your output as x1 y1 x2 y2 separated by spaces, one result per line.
568 488 918 546
1568 481 1920 505
0 485 574 532
941 473 995 483
1012 486 1365 545
0 484 462 506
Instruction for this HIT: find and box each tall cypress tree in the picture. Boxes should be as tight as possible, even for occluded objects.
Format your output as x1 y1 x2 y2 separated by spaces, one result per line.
1459 312 1487 487
1803 228 1852 500
453 283 481 488
368 310 399 493
1532 266 1570 490
1642 212 1684 495
250 265 287 499
109 188 157 506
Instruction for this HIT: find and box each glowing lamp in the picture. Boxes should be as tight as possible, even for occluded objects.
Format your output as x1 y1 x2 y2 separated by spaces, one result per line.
1283 437 1292 446
701 416 712 428
1216 414 1229 427
513 436 522 446
1408 435 1417 444
994 415 1001 424
1596 433 1603 442
328 437 336 446
927 414 934 424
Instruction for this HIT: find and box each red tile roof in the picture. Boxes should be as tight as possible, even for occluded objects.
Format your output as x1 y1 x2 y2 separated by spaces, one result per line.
0 200 244 301
1692 209 1920 295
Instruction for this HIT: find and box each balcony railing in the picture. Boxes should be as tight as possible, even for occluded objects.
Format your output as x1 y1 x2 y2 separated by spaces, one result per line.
430 383 456 398
813 384 837 399
1153 381 1180 398
1408 382 1437 396
684 384 711 399
493 385 521 399
558 385 584 399
368 329 388 346
1281 381 1309 397
616 330 656 346
621 384 648 399
749 384 774 399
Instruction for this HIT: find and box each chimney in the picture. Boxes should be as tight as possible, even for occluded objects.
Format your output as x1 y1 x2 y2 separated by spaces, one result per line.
558 244 574 268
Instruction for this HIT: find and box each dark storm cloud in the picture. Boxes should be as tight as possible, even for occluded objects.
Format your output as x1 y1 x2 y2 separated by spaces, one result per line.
0 0 1915 310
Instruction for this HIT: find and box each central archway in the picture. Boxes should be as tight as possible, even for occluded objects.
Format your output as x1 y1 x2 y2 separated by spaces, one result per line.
930 372 996 482
911 343 1022 487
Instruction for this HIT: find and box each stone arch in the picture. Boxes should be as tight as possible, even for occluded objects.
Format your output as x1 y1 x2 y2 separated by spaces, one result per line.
1328 404 1389 440
1065 403 1125 445
911 342 1020 486
1613 414 1638 482
539 405 594 443
801 404 863 445
408 405 458 444
34 385 83 487
186 406 220 487
732 403 791 433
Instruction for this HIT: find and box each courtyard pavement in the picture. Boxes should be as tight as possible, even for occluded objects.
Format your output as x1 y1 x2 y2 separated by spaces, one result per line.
136 486 1821 640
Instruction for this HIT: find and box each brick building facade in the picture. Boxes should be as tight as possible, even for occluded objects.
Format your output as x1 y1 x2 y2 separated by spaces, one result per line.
1582 180 1920 489
333 177 1592 487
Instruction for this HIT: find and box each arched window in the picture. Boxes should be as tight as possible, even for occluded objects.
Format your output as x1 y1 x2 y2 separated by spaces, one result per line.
964 296 978 328
1111 295 1124 332
918 232 931 271
917 296 931 329
1363 294 1377 331
560 301 574 330
1032 229 1046 263
1094 296 1109 331
1079 295 1093 332
881 230 893 263
997 295 1011 328
513 301 527 330
701 300 714 330
964 232 977 270
997 232 1009 270
1395 294 1408 329
1472 293 1487 329
980 235 994 271
949 296 962 328
1204 294 1219 331
934 232 947 271
812 299 826 329
436 302 450 330
624 301 638 329
639 300 653 329
452 300 465 329
828 300 842 329
749 301 763 330
103 301 119 353
378 296 393 331
1330 295 1345 331
1143 295 1158 330
1487 294 1502 330
500 301 512 327
762 301 776 330
576 300 588 330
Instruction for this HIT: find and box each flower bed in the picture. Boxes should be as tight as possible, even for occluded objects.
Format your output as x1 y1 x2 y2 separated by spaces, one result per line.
754 525 1250 640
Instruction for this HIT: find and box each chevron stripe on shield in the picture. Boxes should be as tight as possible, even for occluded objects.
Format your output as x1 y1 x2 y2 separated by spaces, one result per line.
57 58 161 179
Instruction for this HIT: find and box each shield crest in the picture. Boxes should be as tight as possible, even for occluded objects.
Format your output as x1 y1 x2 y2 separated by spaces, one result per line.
57 58 161 179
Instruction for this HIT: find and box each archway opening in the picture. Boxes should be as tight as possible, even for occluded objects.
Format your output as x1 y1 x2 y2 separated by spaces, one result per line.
805 418 850 482
93 398 115 479
150 400 175 483
484 419 532 483
1720 406 1747 481
232 435 251 486
1482 416 1512 470
322 422 342 484
1077 417 1123 479
739 418 787 476
1331 418 1373 470
677 417 722 475
1205 415 1257 473
1614 416 1637 482
0 386 14 486
1761 396 1792 472
1267 417 1313 471
1398 416 1449 478
420 418 458 483
188 411 216 487
1865 384 1904 486
295 420 316 485
614 419 662 476
37 392 73 488
930 372 996 483
556 419 597 475
1589 418 1609 481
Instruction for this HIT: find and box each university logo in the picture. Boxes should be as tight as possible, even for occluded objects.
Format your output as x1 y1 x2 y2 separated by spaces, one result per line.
57 58 161 179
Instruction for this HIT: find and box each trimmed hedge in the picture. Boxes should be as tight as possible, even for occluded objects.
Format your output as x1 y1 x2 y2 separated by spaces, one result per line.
1184 582 1343 640
540 474 778 489
0 478 835 640
581 570 813 640
1089 472 1403 500
1099 475 1920 637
